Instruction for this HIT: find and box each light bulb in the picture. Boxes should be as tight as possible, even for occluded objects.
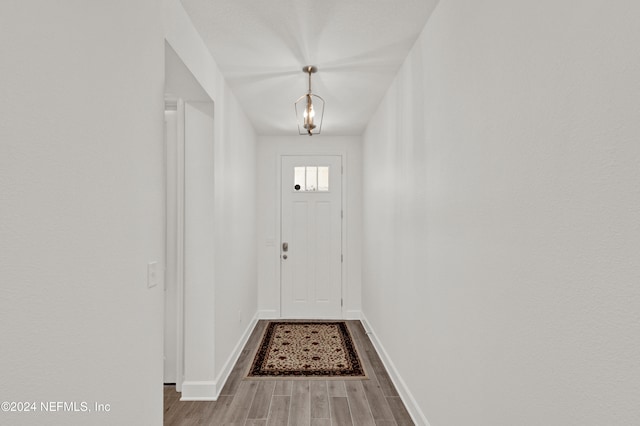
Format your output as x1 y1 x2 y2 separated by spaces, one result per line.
304 103 315 118
304 101 316 130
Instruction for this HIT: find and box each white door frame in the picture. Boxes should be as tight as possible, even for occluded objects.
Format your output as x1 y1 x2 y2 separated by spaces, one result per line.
164 98 185 392
174 99 185 392
275 150 349 319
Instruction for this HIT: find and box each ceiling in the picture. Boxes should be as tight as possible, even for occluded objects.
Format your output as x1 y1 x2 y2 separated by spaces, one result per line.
180 0 439 136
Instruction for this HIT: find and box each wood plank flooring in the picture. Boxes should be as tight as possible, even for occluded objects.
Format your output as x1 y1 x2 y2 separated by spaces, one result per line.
164 320 414 426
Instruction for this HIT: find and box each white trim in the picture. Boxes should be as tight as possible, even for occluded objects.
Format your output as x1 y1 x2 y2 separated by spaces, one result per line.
360 313 432 426
175 99 186 393
260 309 356 321
344 310 361 320
180 381 217 401
213 312 259 395
257 309 280 319
279 316 343 320
179 312 258 401
275 151 283 317
163 98 186 392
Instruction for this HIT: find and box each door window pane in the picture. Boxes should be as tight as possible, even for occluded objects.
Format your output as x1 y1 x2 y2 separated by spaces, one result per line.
293 166 330 192
318 167 329 191
294 167 306 191
306 167 317 191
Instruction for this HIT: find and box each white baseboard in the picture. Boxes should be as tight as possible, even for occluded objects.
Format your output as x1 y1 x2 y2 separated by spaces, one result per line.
180 312 259 401
257 309 279 319
258 309 363 320
180 381 217 401
345 310 361 320
360 312 431 426
213 312 259 397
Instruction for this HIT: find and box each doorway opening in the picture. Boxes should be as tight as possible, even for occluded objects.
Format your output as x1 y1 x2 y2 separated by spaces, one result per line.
164 41 215 393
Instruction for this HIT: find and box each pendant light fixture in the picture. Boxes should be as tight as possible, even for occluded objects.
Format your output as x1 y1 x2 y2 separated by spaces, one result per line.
295 65 324 136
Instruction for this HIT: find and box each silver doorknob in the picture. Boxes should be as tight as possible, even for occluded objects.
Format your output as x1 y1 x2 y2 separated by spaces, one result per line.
282 254 288 260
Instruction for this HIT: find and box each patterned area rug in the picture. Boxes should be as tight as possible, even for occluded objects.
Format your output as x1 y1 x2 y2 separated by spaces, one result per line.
247 321 366 378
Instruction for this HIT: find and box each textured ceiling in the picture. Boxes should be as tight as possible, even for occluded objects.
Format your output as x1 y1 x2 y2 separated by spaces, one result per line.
181 0 438 136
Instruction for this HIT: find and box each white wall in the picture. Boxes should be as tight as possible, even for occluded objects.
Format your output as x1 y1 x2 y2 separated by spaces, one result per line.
213 89 258 380
257 136 362 319
163 0 258 399
0 2 257 425
0 1 164 424
362 1 640 425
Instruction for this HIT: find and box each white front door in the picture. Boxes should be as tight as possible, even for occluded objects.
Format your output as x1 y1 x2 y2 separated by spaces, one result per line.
281 155 343 318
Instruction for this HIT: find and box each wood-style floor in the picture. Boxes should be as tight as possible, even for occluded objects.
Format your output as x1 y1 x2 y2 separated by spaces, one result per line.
164 320 414 426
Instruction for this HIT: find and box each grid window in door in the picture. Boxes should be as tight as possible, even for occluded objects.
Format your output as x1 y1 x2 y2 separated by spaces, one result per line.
294 166 329 192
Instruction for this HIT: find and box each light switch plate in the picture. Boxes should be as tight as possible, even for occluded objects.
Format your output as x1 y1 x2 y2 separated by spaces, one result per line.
147 261 159 288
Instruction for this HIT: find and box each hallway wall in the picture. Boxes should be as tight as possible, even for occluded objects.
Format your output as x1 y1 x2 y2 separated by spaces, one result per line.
212 92 257 381
362 1 640 425
1 1 165 424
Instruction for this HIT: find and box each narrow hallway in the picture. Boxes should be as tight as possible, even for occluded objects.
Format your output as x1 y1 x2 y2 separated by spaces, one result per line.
164 321 413 425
